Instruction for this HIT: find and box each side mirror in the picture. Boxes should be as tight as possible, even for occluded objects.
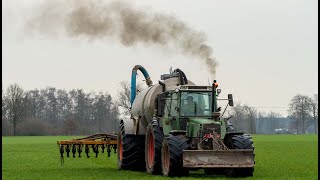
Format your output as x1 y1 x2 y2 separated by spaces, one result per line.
217 89 221 95
228 94 234 106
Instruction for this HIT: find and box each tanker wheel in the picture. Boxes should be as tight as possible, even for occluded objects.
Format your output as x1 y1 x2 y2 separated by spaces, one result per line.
161 135 189 177
145 121 164 174
117 121 145 171
224 134 255 177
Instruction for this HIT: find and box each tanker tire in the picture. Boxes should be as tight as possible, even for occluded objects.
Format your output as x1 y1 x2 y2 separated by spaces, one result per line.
161 135 189 177
145 121 164 174
117 121 145 171
224 134 255 177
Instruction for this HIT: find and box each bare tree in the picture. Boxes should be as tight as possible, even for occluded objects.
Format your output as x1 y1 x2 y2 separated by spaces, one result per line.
311 94 318 134
4 84 25 136
116 81 144 117
288 94 313 134
228 103 246 132
243 105 257 134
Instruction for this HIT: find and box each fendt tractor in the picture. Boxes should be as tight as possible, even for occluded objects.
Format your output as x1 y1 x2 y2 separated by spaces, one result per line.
58 65 255 177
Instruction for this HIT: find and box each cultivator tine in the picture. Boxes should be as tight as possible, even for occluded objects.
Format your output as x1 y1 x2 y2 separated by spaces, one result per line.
60 145 64 158
78 145 82 157
60 145 64 166
85 145 90 158
113 145 117 153
72 145 76 158
107 145 111 157
66 145 70 157
101 145 105 153
93 145 99 158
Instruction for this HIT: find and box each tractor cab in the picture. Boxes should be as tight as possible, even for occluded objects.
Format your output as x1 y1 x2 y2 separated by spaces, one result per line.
179 88 212 117
158 82 233 138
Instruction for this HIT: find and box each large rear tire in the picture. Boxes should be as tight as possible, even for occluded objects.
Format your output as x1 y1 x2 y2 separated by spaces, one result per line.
117 121 145 171
161 135 189 177
145 120 164 174
224 134 255 177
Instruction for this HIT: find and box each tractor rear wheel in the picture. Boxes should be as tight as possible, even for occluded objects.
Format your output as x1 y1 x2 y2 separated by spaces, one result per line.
224 134 255 177
117 121 145 171
161 135 189 177
145 121 164 174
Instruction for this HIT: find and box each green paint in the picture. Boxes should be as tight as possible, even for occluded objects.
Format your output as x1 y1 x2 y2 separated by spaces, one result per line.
158 88 224 138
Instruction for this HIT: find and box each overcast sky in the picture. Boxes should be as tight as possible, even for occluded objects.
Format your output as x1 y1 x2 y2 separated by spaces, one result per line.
2 0 318 116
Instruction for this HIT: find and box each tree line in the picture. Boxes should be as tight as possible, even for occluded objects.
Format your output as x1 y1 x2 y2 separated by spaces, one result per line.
2 82 318 136
2 84 119 136
227 94 318 134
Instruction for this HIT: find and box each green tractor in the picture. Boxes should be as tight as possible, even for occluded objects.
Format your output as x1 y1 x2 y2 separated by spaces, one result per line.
117 65 255 177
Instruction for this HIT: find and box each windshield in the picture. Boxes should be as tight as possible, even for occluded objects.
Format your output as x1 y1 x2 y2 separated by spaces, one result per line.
180 91 212 117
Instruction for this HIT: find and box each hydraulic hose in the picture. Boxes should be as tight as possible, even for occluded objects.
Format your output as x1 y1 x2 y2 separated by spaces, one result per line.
173 69 188 85
130 65 153 105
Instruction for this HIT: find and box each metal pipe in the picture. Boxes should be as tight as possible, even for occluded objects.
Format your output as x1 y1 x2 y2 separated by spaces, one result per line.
212 80 218 113
173 68 188 85
130 65 153 105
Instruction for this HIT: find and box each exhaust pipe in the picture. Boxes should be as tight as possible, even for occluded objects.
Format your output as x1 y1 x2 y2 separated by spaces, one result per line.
212 80 220 120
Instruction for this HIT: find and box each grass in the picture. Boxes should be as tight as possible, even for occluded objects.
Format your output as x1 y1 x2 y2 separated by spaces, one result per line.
2 134 318 180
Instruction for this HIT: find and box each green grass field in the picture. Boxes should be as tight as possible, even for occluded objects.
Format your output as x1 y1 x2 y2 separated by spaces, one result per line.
2 135 318 180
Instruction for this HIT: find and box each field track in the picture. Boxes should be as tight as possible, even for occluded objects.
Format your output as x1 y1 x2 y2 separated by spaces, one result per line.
2 134 318 180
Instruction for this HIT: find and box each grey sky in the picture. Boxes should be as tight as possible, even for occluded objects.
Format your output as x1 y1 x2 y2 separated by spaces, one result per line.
2 0 318 116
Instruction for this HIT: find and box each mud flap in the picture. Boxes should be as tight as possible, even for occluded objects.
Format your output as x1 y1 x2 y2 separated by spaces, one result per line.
183 150 254 168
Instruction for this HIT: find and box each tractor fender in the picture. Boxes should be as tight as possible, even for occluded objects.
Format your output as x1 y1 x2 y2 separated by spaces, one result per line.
120 118 135 135
120 118 148 135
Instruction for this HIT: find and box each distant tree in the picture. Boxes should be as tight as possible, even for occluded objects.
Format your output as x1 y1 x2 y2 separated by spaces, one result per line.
92 92 119 133
243 105 257 134
56 89 72 130
64 114 77 135
93 92 108 132
311 94 318 134
110 105 120 133
73 89 94 134
4 84 25 136
228 103 246 132
28 89 41 118
2 86 10 135
44 87 58 126
288 94 313 134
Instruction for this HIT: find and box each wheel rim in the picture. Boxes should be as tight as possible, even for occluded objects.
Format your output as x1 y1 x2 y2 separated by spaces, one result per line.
163 143 170 174
119 134 123 161
147 132 154 169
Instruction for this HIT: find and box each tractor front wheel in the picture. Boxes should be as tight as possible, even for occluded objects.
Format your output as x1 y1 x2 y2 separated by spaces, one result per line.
145 121 164 174
161 135 189 177
224 134 255 177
